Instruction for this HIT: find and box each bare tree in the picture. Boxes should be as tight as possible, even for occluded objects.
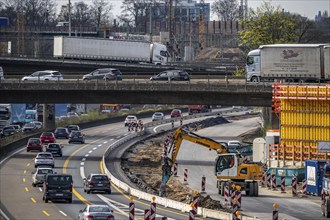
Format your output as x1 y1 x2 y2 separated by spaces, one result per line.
211 0 239 21
90 0 112 27
72 1 91 27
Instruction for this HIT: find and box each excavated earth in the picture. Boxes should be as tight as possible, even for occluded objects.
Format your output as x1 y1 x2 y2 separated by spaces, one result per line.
121 114 262 212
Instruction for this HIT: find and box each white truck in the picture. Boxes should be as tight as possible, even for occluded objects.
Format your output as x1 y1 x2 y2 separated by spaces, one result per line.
246 44 330 82
53 36 168 65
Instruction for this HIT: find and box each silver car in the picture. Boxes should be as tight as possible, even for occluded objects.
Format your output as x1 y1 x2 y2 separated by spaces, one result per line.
22 70 63 81
152 112 165 121
31 167 54 187
34 152 54 168
79 205 115 220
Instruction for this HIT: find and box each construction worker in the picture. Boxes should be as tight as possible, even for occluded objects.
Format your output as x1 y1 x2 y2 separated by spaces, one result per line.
138 120 143 131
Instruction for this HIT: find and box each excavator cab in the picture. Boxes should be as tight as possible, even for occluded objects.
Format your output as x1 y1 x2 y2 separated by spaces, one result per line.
215 153 238 177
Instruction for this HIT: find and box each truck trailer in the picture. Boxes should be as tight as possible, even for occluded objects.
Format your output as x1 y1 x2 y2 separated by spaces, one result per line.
0 104 26 128
246 44 330 82
53 36 168 65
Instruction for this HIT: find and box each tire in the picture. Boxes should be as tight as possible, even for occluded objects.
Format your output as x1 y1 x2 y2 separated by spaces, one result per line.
35 165 37 168
108 190 111 194
87 190 90 194
251 76 259 83
253 182 259 197
326 198 330 218
32 183 36 187
68 198 72 203
44 198 48 203
248 182 255 196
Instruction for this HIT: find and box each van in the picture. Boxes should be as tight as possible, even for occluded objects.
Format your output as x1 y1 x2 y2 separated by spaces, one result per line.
0 66 4 80
43 174 73 203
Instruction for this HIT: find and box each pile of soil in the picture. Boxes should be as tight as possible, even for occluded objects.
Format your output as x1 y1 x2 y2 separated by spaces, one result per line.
121 115 261 211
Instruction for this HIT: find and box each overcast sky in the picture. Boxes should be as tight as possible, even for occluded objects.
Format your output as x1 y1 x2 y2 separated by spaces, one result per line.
56 0 329 20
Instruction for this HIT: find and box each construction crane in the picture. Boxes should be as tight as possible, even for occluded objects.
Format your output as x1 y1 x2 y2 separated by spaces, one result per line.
198 0 206 51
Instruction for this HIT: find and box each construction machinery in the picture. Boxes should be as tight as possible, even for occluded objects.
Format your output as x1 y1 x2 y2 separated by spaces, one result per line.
160 127 263 197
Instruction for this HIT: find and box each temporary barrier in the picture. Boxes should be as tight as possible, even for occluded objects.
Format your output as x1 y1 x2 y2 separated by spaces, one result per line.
173 163 178 177
272 173 277 190
201 176 206 192
267 172 271 189
230 189 235 208
224 185 229 204
150 200 156 220
292 176 297 196
302 179 307 195
272 203 279 220
268 167 305 186
189 210 195 220
144 209 150 220
192 195 199 215
235 190 241 209
184 168 188 185
261 172 266 188
280 176 286 193
129 202 134 220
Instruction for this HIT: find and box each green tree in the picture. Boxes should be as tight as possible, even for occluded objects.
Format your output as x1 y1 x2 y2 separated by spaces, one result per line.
238 2 299 50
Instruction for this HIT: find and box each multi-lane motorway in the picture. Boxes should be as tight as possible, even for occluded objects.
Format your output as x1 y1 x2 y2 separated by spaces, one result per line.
1 113 223 220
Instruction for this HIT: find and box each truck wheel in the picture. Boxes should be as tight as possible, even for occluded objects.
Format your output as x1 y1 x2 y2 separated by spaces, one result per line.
44 198 48 203
251 76 259 83
326 198 330 218
249 182 255 196
253 182 259 197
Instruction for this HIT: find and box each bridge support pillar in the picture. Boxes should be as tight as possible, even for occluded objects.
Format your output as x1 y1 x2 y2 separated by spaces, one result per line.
262 107 279 130
43 104 55 130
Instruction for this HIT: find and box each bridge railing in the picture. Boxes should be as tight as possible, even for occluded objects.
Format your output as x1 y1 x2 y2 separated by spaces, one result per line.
0 78 273 93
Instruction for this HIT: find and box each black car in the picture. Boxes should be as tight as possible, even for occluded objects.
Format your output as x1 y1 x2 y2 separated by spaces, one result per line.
68 131 85 144
83 68 122 81
43 174 73 203
84 174 111 194
46 143 63 157
54 127 69 139
150 70 190 81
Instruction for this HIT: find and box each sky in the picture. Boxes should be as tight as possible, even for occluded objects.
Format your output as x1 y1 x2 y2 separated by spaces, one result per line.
56 0 330 20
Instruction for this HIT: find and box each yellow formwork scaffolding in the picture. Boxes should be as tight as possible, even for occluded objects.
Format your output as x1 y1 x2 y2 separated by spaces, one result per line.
272 84 330 162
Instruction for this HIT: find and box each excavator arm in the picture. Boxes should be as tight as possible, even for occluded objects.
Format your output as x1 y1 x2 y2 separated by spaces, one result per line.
160 127 228 195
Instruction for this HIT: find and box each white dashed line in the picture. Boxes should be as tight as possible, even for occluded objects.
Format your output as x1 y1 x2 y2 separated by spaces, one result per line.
109 139 114 141
88 150 92 153
116 136 121 139
39 187 43 192
82 158 86 161
85 154 89 157
80 162 85 166
103 141 108 144
59 211 67 217
98 144 102 147
93 147 97 150
80 167 85 179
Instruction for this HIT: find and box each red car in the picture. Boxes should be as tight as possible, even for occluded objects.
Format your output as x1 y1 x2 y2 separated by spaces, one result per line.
170 109 182 118
27 138 43 152
40 132 56 144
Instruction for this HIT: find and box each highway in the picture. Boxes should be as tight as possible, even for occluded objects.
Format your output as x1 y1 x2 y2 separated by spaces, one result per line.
174 117 322 220
0 112 223 220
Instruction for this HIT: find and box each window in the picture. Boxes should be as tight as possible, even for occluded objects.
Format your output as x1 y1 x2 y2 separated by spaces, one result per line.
216 155 235 173
246 56 254 65
89 206 111 212
92 175 109 181
48 176 72 185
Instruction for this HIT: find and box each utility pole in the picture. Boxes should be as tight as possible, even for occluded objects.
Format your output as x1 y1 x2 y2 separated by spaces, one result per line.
69 0 72 36
199 0 206 51
17 2 24 55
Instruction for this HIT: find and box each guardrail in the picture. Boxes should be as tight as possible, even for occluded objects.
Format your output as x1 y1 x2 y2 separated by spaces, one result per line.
101 110 257 220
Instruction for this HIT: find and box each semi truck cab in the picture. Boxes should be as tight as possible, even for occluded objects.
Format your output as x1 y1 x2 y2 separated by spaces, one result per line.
245 49 260 82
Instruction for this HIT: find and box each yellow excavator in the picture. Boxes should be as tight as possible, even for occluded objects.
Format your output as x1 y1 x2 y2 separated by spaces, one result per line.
160 127 263 197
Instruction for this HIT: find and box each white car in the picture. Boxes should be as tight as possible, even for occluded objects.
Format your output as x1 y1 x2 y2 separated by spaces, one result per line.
31 167 54 187
33 121 43 129
67 112 79 118
152 112 165 121
79 205 114 220
124 115 137 126
22 70 63 81
34 152 54 168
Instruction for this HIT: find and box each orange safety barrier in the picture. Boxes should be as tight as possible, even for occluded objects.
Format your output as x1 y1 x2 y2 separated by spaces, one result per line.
268 144 330 164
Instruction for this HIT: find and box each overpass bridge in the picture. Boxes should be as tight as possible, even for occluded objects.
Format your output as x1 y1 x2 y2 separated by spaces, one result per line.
0 80 273 106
